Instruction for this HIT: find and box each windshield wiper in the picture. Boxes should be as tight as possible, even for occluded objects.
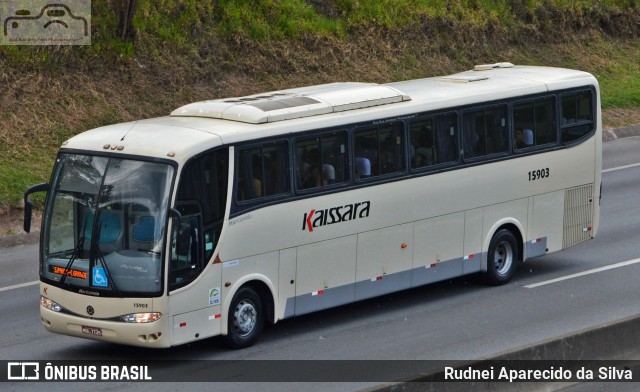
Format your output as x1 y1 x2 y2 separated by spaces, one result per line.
59 206 93 287
59 236 85 287
47 249 72 259
92 241 122 296
89 212 122 296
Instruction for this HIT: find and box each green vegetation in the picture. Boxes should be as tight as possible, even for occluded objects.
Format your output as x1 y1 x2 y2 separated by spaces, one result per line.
1 0 640 209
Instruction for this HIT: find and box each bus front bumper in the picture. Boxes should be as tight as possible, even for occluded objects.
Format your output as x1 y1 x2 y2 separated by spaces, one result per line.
40 307 171 348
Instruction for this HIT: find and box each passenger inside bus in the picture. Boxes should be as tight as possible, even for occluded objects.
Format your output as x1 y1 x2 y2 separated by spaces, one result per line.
523 129 534 147
514 128 525 149
412 152 427 168
514 127 534 149
302 164 324 188
379 150 395 174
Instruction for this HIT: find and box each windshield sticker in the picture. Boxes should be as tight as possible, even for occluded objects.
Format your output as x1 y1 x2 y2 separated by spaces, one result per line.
209 288 221 306
92 267 108 287
223 260 239 268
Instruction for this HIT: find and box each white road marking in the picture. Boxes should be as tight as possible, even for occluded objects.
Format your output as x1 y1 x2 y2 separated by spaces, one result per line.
0 280 39 293
602 162 640 173
524 258 640 288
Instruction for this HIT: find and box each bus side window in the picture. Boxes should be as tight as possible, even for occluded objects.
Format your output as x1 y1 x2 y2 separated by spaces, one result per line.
434 113 458 164
237 141 289 200
535 98 557 145
409 120 434 169
409 113 458 169
354 123 404 179
354 131 378 176
463 106 508 159
513 97 557 150
263 142 290 196
296 132 348 190
237 148 262 200
561 91 593 143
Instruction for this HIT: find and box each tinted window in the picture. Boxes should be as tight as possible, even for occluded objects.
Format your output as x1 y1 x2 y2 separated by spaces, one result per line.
561 90 594 142
354 123 404 179
409 113 458 169
463 106 508 159
296 132 348 191
237 141 289 201
513 97 557 150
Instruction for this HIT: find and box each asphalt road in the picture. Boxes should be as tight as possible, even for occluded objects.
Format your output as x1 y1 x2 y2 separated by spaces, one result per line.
1 136 639 391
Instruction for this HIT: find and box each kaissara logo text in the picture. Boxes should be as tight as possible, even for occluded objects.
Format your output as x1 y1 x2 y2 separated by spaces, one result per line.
302 201 370 232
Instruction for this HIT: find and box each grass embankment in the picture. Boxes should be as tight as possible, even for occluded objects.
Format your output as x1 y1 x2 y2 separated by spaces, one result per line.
1 0 639 215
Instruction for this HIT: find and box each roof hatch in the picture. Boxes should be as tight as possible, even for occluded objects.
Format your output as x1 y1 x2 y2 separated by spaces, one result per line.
440 75 489 83
473 62 515 71
170 82 411 124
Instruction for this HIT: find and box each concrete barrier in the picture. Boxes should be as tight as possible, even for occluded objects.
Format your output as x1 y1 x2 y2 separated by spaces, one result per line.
0 230 39 249
370 313 640 391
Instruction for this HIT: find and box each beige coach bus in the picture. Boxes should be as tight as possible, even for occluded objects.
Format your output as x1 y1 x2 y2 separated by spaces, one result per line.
25 63 601 348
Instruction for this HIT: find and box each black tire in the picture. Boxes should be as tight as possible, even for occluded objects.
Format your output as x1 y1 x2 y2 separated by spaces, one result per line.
226 286 264 349
484 229 519 285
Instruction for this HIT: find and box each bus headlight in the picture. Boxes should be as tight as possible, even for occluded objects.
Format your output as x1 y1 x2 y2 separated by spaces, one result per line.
40 296 62 312
121 313 162 323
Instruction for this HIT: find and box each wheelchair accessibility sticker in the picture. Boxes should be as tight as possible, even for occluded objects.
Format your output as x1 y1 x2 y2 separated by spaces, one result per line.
1 0 91 45
92 267 108 287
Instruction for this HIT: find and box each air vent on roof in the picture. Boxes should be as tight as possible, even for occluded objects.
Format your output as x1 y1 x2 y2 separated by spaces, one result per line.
223 93 288 103
170 83 411 124
474 62 515 71
249 96 321 112
440 75 489 83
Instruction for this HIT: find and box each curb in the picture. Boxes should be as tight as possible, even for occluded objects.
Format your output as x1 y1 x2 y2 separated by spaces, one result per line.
603 125 640 142
370 314 640 392
0 230 39 249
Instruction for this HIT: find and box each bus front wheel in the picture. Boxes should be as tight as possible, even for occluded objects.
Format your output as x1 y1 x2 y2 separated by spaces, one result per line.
485 229 519 285
226 287 264 349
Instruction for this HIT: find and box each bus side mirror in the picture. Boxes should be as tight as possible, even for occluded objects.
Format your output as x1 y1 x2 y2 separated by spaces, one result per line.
24 201 33 233
23 183 50 233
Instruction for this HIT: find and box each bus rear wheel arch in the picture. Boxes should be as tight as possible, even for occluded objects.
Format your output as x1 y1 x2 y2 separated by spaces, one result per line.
484 228 521 285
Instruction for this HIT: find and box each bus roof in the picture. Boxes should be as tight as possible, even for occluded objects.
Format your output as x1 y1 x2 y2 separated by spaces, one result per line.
62 64 597 162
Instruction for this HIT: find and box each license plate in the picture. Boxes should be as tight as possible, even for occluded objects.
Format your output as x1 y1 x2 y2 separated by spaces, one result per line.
82 326 102 336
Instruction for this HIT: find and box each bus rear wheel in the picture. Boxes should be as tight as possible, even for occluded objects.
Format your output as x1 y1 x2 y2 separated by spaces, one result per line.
485 229 519 285
226 287 264 349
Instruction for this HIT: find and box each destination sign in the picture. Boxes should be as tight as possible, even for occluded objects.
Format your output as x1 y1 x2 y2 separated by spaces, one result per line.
49 265 88 280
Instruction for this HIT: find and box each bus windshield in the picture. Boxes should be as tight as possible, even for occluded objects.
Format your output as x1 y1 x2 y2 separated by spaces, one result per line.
41 153 174 296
